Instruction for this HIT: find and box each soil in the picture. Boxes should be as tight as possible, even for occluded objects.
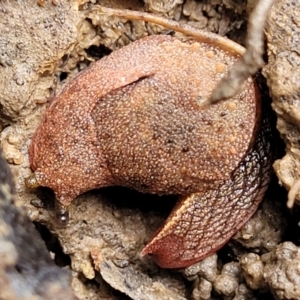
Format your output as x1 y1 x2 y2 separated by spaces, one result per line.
0 0 299 299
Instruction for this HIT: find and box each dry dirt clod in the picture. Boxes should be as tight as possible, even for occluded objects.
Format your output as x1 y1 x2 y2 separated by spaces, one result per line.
233 197 287 252
240 253 265 290
263 0 300 207
263 242 300 299
183 254 218 282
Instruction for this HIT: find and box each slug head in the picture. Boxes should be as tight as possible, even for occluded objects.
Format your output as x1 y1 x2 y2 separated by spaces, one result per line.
25 173 69 226
28 83 115 210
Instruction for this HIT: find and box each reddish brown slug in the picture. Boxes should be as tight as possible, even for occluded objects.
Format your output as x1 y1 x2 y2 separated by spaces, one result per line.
27 34 273 268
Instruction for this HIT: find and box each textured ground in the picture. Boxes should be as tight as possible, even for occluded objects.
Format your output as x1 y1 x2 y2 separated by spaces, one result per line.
0 0 299 299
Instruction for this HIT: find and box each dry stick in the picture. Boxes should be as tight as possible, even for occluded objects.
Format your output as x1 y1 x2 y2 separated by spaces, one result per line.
93 6 245 56
207 0 274 104
94 2 273 104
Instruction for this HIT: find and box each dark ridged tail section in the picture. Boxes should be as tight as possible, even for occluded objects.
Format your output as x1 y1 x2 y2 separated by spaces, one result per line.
142 99 274 269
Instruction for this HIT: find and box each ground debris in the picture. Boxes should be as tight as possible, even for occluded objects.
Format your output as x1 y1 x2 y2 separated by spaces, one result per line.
0 147 75 300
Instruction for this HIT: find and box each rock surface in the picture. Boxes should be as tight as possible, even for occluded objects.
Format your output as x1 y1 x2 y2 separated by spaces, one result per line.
263 0 300 205
0 146 75 299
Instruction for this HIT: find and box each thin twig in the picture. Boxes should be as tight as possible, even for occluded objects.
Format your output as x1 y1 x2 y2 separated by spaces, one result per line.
206 0 274 105
91 6 245 55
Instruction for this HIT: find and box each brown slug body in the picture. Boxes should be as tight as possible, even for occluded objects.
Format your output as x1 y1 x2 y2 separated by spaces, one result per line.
28 34 273 268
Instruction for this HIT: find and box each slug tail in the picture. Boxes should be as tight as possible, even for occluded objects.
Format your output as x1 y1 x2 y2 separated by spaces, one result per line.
142 108 273 269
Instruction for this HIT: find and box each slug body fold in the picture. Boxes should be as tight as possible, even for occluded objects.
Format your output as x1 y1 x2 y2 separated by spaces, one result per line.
29 35 272 268
142 110 273 268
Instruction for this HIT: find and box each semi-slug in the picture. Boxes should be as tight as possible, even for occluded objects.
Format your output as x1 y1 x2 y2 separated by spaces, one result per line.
27 33 273 268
